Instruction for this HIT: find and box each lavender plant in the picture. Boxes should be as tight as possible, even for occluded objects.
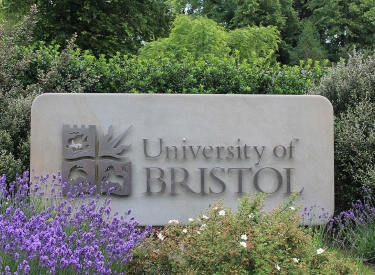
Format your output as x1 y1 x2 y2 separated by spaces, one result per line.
0 171 152 274
324 186 375 264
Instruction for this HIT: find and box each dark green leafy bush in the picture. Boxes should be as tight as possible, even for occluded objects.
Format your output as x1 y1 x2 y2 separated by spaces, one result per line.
310 51 375 116
46 53 327 95
334 101 375 211
0 8 97 180
310 51 375 212
10 44 327 96
0 149 22 180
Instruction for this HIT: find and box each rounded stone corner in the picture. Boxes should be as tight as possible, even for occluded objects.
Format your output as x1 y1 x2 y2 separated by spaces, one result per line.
31 93 53 111
313 95 334 113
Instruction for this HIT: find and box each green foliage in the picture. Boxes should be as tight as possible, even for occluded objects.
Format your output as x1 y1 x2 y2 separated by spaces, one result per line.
0 9 97 180
231 0 286 29
167 0 375 64
310 51 375 116
139 15 280 64
125 193 362 274
0 0 33 21
0 0 34 31
310 51 375 212
290 21 328 65
166 0 236 27
234 0 301 64
0 149 22 180
293 0 313 20
227 26 280 63
170 0 300 40
2 0 171 57
168 0 300 63
2 0 374 65
334 101 375 211
139 15 229 60
12 44 325 96
89 54 325 95
307 0 375 62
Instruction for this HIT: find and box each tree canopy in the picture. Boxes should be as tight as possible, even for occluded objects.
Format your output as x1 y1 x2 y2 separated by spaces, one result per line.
307 0 375 61
139 15 280 64
289 21 327 64
1 0 375 63
166 0 300 63
1 0 171 57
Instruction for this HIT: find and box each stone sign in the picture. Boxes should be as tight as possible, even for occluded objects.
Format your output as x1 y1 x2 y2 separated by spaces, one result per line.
30 94 334 225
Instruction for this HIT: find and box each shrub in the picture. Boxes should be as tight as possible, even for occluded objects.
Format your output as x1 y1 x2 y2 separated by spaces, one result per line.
0 149 23 181
0 7 98 181
334 101 375 211
0 171 152 274
310 50 375 116
310 51 375 212
87 54 316 95
14 48 326 95
126 193 361 275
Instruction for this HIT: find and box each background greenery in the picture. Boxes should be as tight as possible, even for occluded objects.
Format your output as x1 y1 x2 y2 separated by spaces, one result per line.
2 0 375 63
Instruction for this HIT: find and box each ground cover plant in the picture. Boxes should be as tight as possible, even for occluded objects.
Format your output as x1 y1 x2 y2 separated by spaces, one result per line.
0 171 152 274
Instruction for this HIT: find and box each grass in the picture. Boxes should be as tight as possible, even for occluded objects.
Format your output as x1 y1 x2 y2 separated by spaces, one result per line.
309 226 374 274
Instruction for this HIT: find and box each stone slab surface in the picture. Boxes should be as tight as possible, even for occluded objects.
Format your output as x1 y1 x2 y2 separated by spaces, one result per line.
31 94 334 225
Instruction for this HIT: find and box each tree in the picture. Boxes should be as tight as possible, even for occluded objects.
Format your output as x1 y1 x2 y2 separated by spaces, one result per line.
139 15 280 64
0 0 35 32
227 26 280 62
167 0 300 63
166 0 236 28
2 0 172 57
289 21 327 64
139 15 230 60
292 0 312 20
0 0 34 21
307 0 375 62
231 0 300 63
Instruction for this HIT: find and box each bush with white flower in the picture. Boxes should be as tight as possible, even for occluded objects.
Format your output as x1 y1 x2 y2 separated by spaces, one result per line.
126 192 360 274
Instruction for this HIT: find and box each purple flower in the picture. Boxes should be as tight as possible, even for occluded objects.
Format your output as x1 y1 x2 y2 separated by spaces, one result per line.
0 171 152 274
